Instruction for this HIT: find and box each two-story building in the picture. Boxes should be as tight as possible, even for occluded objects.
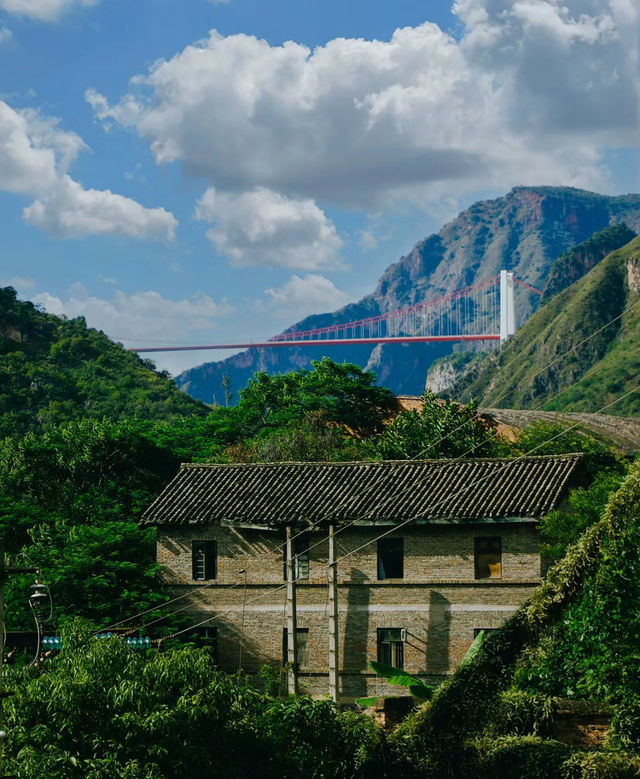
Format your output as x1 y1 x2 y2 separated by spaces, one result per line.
142 454 581 700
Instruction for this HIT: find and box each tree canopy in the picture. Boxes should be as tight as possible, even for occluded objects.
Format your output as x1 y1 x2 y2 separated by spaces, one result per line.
5 625 386 779
367 390 503 460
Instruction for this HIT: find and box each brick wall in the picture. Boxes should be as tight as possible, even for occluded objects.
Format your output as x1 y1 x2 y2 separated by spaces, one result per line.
158 521 540 699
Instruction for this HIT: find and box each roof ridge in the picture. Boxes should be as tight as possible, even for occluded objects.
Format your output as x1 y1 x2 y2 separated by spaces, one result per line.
178 453 584 469
144 453 584 526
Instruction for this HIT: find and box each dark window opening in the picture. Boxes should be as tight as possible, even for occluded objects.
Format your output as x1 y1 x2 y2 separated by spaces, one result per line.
377 628 404 669
377 538 403 580
474 537 502 579
197 626 218 664
282 627 310 669
192 540 217 581
283 533 310 581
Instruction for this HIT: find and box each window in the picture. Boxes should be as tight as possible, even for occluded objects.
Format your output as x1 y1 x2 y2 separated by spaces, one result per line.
377 537 403 579
282 628 310 669
197 626 218 664
377 628 404 669
192 540 217 581
474 537 502 579
283 533 310 580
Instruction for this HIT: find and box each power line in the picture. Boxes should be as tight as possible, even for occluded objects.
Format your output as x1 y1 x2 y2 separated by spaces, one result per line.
159 379 639 643
104 297 640 637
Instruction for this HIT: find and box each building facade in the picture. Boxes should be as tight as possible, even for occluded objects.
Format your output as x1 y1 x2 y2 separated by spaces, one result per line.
143 455 581 700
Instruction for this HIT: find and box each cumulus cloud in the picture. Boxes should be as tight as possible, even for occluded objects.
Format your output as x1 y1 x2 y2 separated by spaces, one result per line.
34 287 235 349
24 175 177 240
454 0 639 139
88 2 638 212
0 26 12 44
0 100 177 240
264 274 351 316
195 187 343 269
0 0 98 22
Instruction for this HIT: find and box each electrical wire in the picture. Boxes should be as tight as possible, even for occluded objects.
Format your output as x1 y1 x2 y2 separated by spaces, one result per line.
159 379 640 643
99 298 640 639
98 466 397 635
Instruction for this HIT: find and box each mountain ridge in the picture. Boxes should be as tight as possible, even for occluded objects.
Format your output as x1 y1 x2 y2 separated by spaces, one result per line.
176 186 640 402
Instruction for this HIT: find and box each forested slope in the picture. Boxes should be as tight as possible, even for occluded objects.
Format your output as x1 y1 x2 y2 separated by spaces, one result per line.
0 286 207 437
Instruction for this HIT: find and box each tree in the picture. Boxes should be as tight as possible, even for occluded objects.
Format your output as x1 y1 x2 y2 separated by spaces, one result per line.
4 624 387 778
512 420 621 478
237 358 397 439
368 390 502 460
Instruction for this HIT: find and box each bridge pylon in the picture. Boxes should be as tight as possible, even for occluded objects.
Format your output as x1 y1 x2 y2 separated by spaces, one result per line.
499 269 515 342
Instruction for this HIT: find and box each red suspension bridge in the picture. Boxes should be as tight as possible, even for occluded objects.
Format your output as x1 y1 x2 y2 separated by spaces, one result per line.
129 271 542 354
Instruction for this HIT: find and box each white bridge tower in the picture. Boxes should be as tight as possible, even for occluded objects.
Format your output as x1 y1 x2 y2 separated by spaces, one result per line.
500 269 515 342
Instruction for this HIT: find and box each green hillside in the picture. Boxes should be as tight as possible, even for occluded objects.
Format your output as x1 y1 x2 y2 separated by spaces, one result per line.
0 286 207 437
397 462 640 777
541 223 636 302
450 236 640 416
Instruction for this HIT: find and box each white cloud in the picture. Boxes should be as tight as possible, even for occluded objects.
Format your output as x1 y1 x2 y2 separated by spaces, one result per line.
0 26 12 44
0 100 177 240
88 4 638 212
34 287 235 356
1 275 34 289
195 187 343 269
0 0 98 22
24 175 177 240
264 274 351 316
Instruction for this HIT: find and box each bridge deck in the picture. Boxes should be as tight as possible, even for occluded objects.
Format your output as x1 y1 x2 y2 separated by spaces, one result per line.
130 334 500 353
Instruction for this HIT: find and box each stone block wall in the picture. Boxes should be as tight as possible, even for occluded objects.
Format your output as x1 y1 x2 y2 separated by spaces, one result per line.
157 521 541 699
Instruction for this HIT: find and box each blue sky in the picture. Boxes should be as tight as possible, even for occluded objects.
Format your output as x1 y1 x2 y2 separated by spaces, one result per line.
0 0 638 374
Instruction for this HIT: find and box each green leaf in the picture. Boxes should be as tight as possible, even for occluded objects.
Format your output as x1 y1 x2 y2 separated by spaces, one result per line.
354 696 379 707
368 661 434 698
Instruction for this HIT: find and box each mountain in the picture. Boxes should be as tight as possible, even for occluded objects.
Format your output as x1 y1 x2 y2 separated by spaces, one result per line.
541 222 636 302
448 235 640 415
176 186 640 403
0 286 207 438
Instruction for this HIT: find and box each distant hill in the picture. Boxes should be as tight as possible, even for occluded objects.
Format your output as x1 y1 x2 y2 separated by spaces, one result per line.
176 186 640 403
448 235 640 415
0 286 207 438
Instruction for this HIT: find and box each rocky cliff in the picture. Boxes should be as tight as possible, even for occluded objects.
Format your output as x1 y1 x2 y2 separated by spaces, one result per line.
177 187 640 402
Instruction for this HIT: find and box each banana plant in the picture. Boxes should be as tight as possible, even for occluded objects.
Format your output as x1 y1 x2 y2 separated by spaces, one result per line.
355 661 435 707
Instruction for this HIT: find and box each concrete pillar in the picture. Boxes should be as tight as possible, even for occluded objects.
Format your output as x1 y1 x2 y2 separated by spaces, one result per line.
328 524 340 702
285 525 298 696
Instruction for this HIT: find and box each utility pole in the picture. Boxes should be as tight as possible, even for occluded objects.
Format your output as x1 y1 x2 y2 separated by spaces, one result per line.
328 523 340 703
285 526 298 696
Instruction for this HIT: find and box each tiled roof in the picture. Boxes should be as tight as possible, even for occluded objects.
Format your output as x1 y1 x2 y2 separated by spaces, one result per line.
142 455 582 528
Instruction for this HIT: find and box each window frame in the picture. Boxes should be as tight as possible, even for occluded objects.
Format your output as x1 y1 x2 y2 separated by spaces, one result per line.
282 627 310 670
192 539 217 581
283 533 310 581
474 536 502 580
377 537 404 580
197 626 218 664
377 628 404 669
